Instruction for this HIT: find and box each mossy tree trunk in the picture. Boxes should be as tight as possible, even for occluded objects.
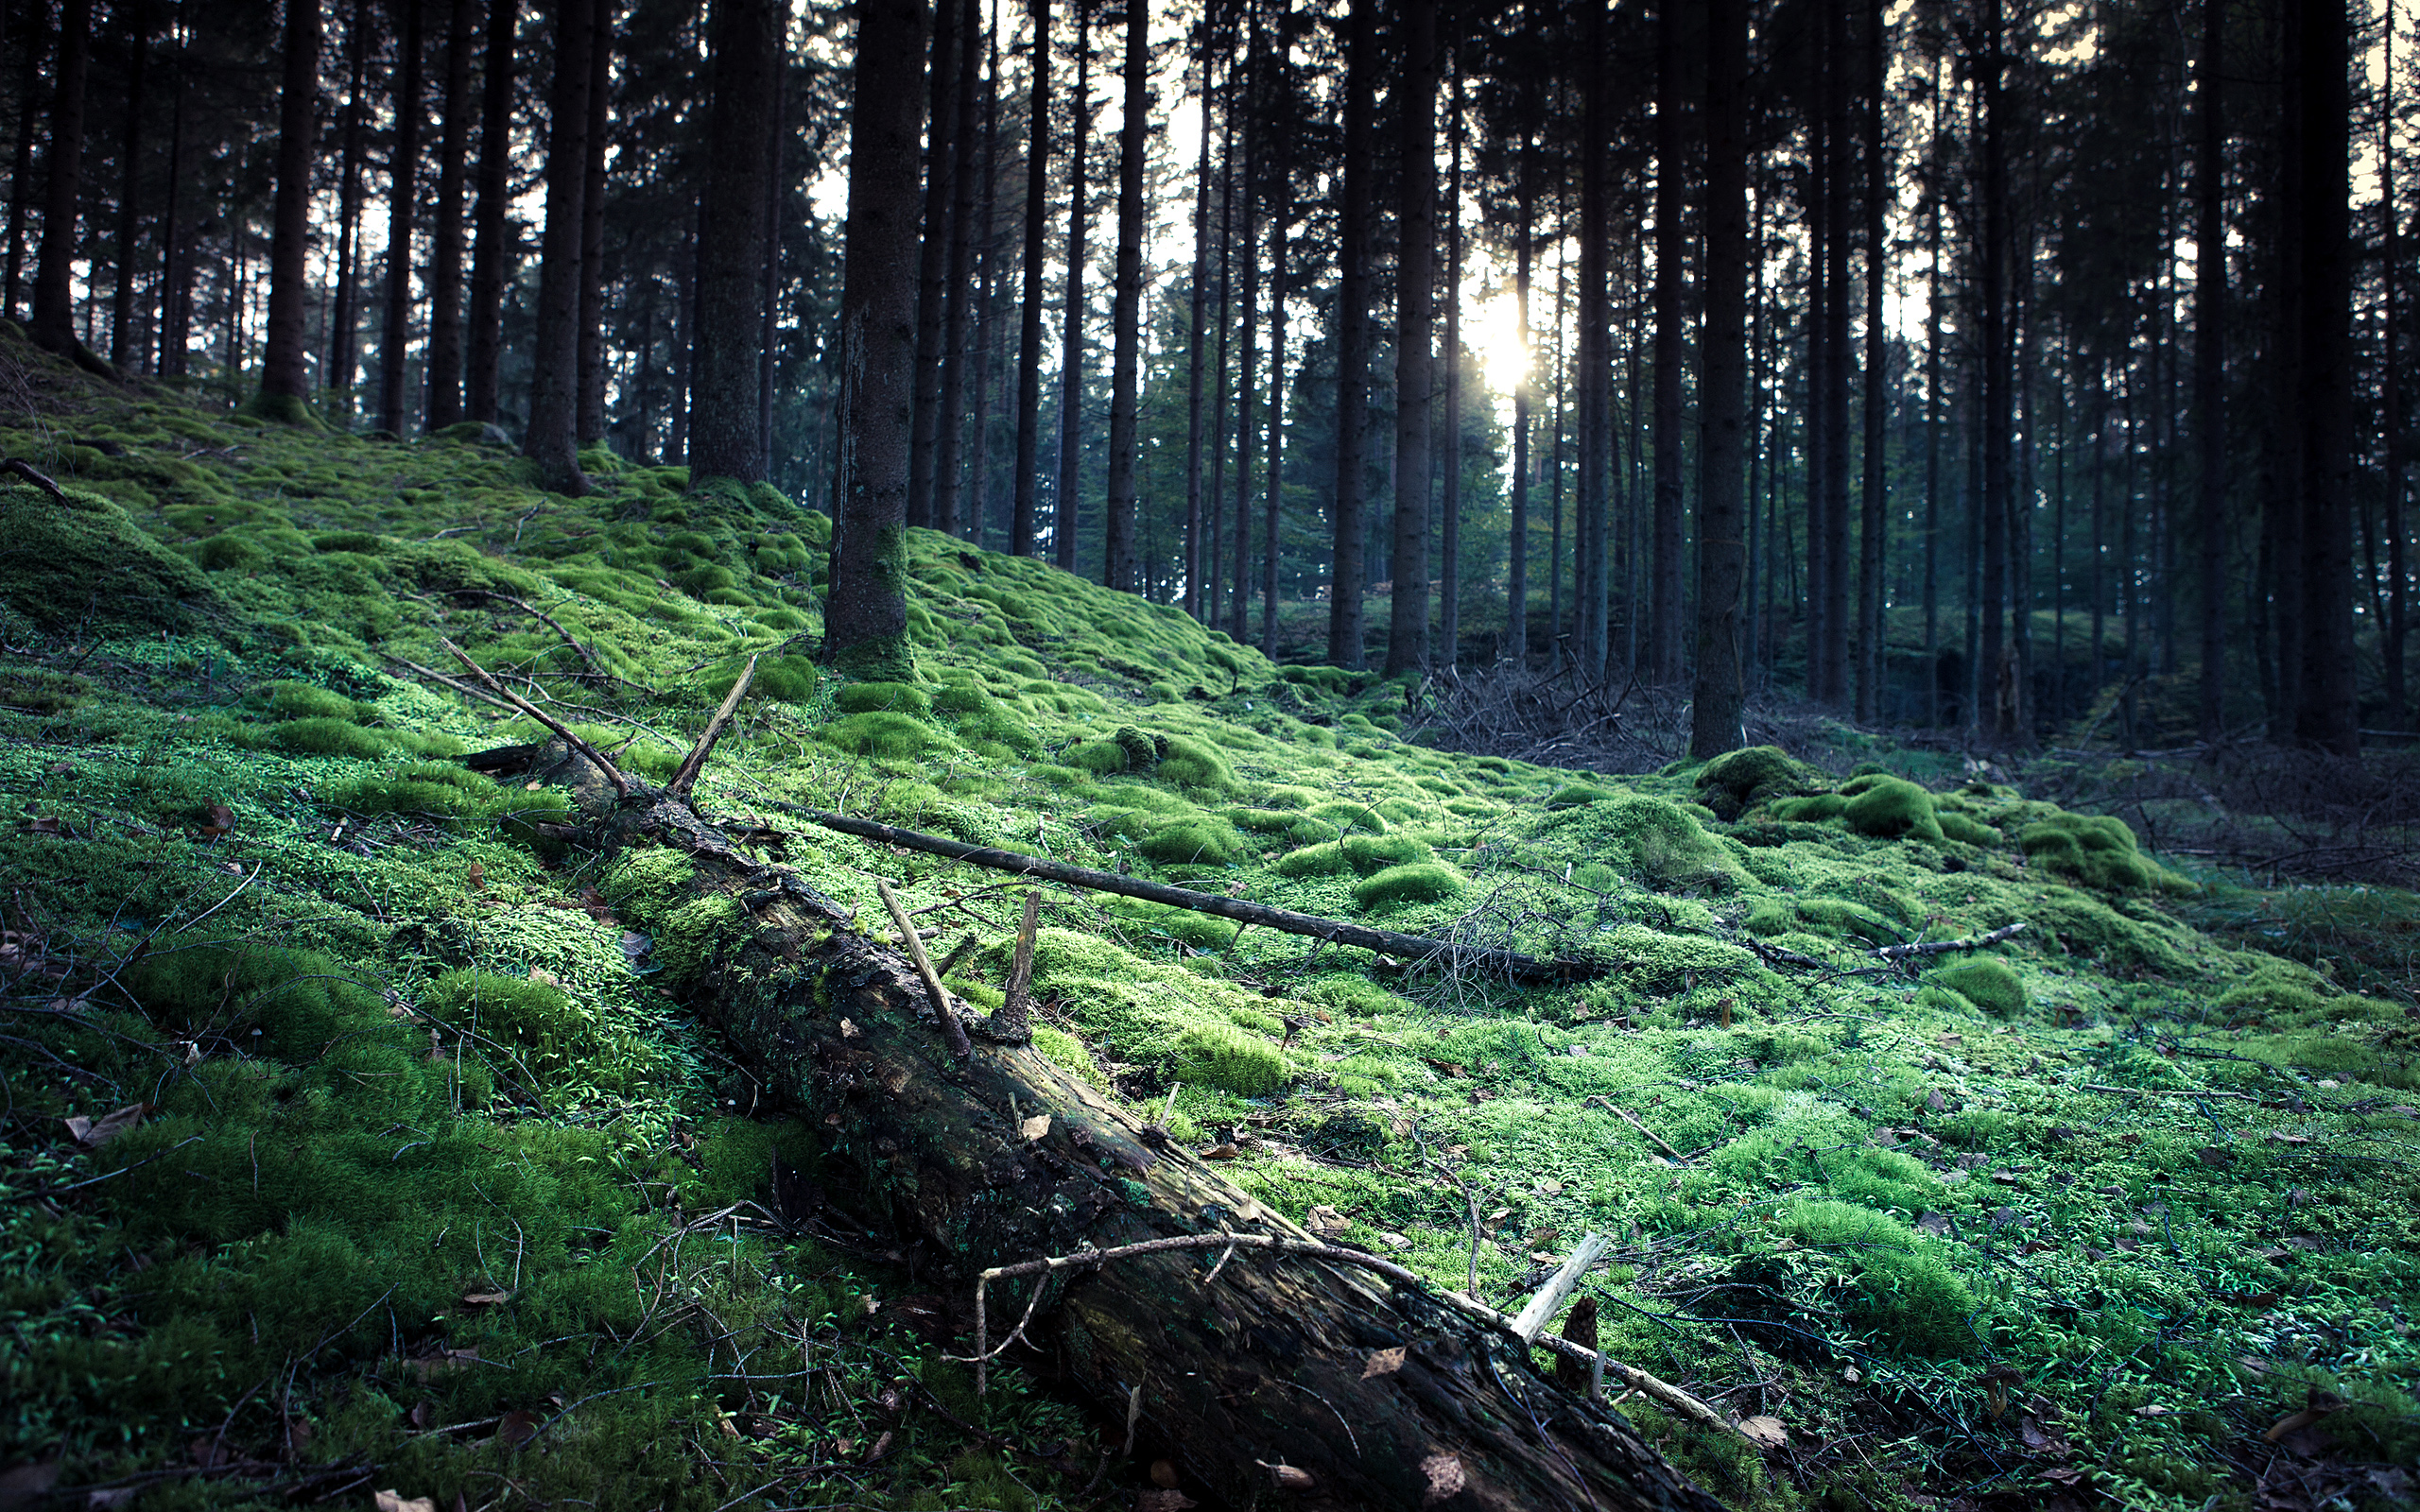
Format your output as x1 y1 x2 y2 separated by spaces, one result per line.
539 750 1725 1512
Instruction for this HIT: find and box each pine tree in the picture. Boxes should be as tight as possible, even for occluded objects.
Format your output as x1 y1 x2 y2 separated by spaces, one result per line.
1384 0 1436 677
254 0 320 418
691 0 780 483
523 0 596 493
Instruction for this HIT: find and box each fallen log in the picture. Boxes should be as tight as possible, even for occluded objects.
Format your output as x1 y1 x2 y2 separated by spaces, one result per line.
801 807 1610 983
523 743 1725 1512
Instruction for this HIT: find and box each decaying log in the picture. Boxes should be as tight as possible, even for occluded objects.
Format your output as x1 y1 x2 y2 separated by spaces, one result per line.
520 743 1726 1512
803 808 1610 983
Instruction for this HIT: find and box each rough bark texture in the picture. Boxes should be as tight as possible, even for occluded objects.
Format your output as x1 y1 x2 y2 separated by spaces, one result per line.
1856 0 1887 723
523 0 594 493
258 0 319 411
1439 76 1463 670
933 0 982 537
466 0 519 423
536 753 1726 1512
1979 0 2011 739
692 0 779 483
1099 0 1146 592
1328 0 1374 668
2290 0 2356 754
1260 61 1288 661
1056 0 1090 572
825 0 926 679
1649 0 1684 687
2 0 46 322
1690 0 1746 757
574 0 611 446
1227 25 1256 646
1009 0 1050 557
1574 0 1609 679
378 0 425 437
1183 32 1212 617
908 0 963 530
1507 128 1532 667
29 0 96 369
424 0 475 429
1385 0 1436 676
109 0 154 372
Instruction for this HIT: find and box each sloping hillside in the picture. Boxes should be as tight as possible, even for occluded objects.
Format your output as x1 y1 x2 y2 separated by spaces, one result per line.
2 331 2414 1512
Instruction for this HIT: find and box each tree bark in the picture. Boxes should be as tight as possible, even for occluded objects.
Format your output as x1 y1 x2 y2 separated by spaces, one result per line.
966 17 1003 545
109 0 155 373
1385 0 1436 676
378 0 427 434
1228 11 1257 645
2384 0 2407 727
527 752 1724 1512
466 0 519 424
2 0 45 322
1576 14 1609 680
1802 28 1830 704
1261 67 1288 662
255 0 318 412
1099 0 1146 591
1507 124 1532 667
1010 0 1050 557
1979 0 2012 740
692 0 779 483
523 0 595 493
29 0 100 371
574 0 611 446
1856 0 1887 722
1819 0 1852 707
2290 0 2357 753
908 0 962 529
1649 0 1685 687
422 0 475 427
933 0 982 535
826 0 927 679
1691 0 1746 758
1439 69 1463 669
1181 30 1212 614
1055 0 1090 571
1327 0 1374 666
1206 60 1235 625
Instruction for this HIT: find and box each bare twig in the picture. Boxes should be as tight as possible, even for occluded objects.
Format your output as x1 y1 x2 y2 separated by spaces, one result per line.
1874 920 2026 963
1584 1096 1687 1162
2 457 68 499
440 637 632 798
987 890 1040 1042
876 878 973 1059
667 655 756 798
1510 1233 1612 1342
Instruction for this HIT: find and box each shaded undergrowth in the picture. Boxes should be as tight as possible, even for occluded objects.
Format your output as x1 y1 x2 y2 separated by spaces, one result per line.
1 328 2415 1512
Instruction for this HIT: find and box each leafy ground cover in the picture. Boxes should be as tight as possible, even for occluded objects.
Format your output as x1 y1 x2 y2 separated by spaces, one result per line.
2 328 2415 1512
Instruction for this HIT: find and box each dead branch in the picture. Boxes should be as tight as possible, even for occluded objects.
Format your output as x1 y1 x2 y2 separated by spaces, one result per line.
459 589 651 693
3 457 67 500
1585 1096 1688 1162
666 654 756 798
985 889 1040 1043
439 637 632 798
1873 920 2026 962
876 877 974 1059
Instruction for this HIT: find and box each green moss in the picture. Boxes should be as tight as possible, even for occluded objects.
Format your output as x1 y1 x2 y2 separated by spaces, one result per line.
821 710 941 758
1273 841 1349 878
1538 795 1742 892
1306 799 1388 835
1923 955 2026 1015
1174 1022 1288 1095
1936 810 2000 846
1135 816 1247 867
2018 811 2185 893
1841 777 1946 843
0 483 217 631
833 679 932 716
1693 745 1821 819
1767 1200 1978 1356
264 717 392 759
1341 833 1435 874
1352 862 1465 911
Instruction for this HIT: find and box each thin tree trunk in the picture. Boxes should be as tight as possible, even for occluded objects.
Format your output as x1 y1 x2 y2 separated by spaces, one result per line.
1575 18 1609 680
254 0 317 412
908 0 963 528
1328 0 1374 666
574 0 611 446
968 9 1003 543
1979 0 2012 739
1803 46 1830 703
1384 0 1436 674
826 0 927 676
934 0 981 535
425 0 475 428
1182 32 1212 611
2386 0 2407 727
1856 0 1887 720
1548 220 1566 668
691 0 779 482
1056 0 1090 571
378 0 426 434
1229 6 1258 643
29 0 98 369
156 29 187 377
109 0 155 372
758 9 787 473
1439 69 1463 668
671 211 700 461
1819 0 1852 705
1261 38 1288 660
522 0 594 493
1691 0 1747 756
1924 129 1942 723
1507 124 1532 667
1010 0 1049 557
1207 61 1235 622
2291 0 2356 752
1099 0 1145 590
1649 0 1685 686
466 0 518 423
2 0 45 322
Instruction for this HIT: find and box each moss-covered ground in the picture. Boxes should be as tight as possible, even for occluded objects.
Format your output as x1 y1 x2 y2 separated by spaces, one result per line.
3 330 2416 1511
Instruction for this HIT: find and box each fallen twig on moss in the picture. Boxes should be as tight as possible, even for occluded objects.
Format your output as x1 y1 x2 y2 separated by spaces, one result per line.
876 877 974 1059
1584 1096 1688 1162
803 810 1608 982
667 654 755 798
439 637 632 798
1874 920 2026 962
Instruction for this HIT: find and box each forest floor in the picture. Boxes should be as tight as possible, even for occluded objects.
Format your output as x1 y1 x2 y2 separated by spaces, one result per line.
1 322 2415 1512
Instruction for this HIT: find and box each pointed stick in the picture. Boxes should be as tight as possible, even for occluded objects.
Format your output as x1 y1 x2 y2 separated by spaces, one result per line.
878 878 974 1058
668 654 757 798
988 889 1041 1042
439 637 631 797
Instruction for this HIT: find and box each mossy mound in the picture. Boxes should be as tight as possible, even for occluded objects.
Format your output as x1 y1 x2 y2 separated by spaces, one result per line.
2019 811 2189 894
1841 775 1946 843
1535 794 1742 893
1922 955 2026 1015
1693 744 1822 819
1352 862 1465 911
0 482 217 631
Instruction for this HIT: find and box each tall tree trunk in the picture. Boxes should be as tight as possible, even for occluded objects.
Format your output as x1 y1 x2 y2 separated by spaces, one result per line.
1328 0 1374 666
2291 0 2356 752
1010 0 1049 556
828 0 927 676
1691 0 1747 756
155 31 187 377
1207 62 1236 622
522 0 594 493
1924 125 1942 723
1055 0 1090 570
1260 20 1290 659
672 208 700 461
1099 0 1145 590
1228 17 1257 646
466 0 518 423
2 0 45 322
967 13 1003 544
2386 0 2407 727
1855 0 1887 721
1979 0 2012 739
759 18 786 479
1547 218 1566 668
379 0 426 435
1507 125 1532 667
1802 37 1830 702
1649 0 1685 686
29 0 98 369
1576 22 1610 680
425 0 475 429
575 0 611 446
1819 0 1852 705
1183 30 1213 614
908 0 963 528
109 0 154 372
691 0 779 482
934 0 981 534
1385 0 1436 675
1438 68 1463 668
253 0 317 413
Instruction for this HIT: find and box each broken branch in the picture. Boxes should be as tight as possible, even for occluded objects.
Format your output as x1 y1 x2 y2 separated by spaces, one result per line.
1510 1232 1612 1342
1873 920 2026 962
877 877 974 1059
1584 1096 1687 1162
986 889 1040 1042
667 654 756 798
438 637 632 798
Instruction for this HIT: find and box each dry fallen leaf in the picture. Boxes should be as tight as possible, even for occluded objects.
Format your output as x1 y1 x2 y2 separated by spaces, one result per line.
1268 1463 1315 1491
1378 1231 1413 1249
1149 1460 1179 1488
1201 1143 1238 1160
461 1291 513 1307
466 861 485 889
867 1430 894 1461
1362 1346 1408 1378
1305 1204 1350 1238
1020 1114 1051 1142
372 1492 437 1512
1737 1416 1789 1451
64 1104 145 1148
495 1410 539 1447
1420 1452 1466 1506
